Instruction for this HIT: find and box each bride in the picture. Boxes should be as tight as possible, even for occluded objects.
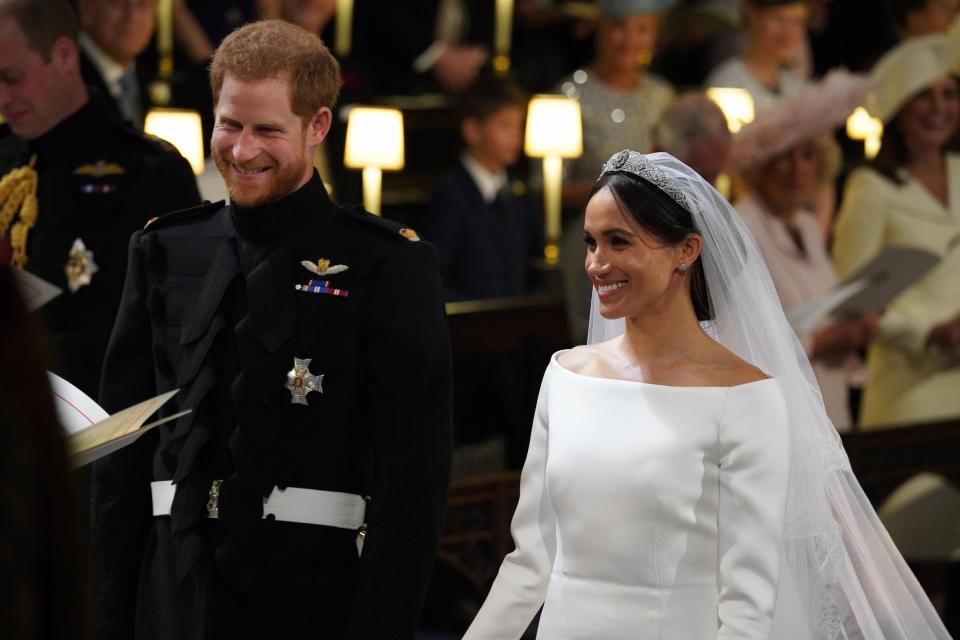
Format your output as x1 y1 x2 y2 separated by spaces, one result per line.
462 151 951 639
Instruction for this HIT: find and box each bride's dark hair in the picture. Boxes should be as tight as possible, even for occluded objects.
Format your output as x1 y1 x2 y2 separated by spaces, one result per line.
589 171 713 321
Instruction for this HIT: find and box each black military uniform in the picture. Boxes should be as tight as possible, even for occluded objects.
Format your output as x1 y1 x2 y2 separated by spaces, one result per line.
0 99 201 397
91 171 453 639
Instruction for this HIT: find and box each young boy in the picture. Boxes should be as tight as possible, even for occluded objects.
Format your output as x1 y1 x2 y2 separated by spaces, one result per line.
420 76 543 301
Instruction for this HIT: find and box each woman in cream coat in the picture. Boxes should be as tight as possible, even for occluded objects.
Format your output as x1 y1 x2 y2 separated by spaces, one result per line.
833 34 960 428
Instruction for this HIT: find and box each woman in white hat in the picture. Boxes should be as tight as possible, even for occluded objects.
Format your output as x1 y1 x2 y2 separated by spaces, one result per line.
832 34 960 428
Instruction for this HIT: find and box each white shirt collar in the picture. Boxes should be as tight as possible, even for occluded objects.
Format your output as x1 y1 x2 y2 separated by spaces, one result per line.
461 152 508 204
79 33 132 97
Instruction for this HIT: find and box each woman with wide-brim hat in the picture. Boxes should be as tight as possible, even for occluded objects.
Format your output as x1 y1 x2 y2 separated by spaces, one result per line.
833 33 960 429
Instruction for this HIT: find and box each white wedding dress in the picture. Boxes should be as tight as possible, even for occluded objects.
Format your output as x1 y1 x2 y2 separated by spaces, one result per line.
464 352 791 640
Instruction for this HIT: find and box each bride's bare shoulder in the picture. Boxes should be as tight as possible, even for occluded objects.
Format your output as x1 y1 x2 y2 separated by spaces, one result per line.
557 344 597 373
556 342 614 375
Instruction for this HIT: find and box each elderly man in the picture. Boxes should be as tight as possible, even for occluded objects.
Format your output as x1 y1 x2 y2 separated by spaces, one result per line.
654 92 732 187
91 19 453 640
0 0 200 397
77 0 157 128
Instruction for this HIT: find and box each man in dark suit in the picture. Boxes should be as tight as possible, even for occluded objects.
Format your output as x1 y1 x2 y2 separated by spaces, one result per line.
90 19 453 640
0 0 200 398
420 76 543 301
76 0 157 128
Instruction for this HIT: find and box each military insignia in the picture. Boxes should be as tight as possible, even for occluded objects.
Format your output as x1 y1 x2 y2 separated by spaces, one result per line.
79 183 117 194
294 279 349 298
398 228 420 242
64 238 98 293
72 160 125 177
301 258 348 276
285 357 324 405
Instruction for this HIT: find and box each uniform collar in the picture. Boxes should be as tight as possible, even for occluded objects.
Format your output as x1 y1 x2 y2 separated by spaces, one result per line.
229 170 332 243
24 100 103 167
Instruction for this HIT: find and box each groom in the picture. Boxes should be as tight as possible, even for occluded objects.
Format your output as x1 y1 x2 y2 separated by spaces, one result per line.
90 19 452 640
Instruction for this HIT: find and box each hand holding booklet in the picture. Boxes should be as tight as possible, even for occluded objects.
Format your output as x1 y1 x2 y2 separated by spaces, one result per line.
786 245 941 334
48 372 188 468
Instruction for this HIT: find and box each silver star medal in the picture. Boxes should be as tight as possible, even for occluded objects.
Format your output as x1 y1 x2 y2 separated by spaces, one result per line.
285 357 324 405
64 237 98 293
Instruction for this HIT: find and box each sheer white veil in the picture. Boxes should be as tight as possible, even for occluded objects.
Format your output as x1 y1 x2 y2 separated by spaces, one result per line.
587 151 951 639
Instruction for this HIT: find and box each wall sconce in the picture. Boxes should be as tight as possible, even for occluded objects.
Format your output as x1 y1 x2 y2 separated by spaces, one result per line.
706 87 755 133
144 108 205 175
524 95 582 265
846 106 884 160
344 107 405 215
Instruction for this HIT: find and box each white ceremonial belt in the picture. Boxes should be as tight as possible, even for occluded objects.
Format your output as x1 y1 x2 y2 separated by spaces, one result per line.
150 480 366 529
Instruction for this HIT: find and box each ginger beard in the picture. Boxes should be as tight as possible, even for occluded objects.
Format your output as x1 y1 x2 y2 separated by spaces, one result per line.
213 125 311 208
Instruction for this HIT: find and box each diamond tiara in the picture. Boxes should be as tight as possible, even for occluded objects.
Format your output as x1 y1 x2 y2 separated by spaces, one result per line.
599 150 690 211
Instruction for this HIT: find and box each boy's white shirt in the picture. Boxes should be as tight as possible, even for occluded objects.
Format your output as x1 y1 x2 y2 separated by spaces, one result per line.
461 151 508 204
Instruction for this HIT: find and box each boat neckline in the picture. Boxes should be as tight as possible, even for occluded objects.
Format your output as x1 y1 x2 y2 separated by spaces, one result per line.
550 350 775 391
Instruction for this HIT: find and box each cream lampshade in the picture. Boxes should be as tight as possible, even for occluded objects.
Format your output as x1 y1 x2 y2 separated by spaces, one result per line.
524 95 582 265
344 107 405 215
144 108 205 175
705 87 755 133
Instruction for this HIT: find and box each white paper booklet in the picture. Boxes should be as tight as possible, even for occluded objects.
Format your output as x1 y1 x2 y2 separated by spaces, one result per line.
48 372 186 468
13 268 62 311
786 245 941 334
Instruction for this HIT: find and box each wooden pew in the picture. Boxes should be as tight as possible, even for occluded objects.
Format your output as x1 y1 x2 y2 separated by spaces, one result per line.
445 295 571 470
841 419 960 504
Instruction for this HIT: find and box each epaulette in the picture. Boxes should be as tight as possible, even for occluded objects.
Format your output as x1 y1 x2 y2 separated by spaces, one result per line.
103 114 180 155
143 200 224 232
140 131 181 156
342 204 422 243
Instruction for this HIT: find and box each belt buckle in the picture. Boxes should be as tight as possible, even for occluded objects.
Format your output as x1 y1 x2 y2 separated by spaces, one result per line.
206 479 223 519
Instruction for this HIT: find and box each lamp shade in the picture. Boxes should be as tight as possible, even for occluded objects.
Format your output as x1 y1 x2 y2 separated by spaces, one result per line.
344 107 405 170
705 87 755 133
846 106 884 159
144 108 204 175
524 95 582 159
846 106 883 141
